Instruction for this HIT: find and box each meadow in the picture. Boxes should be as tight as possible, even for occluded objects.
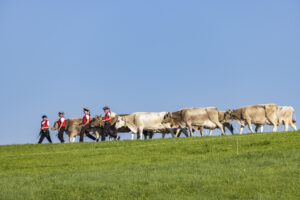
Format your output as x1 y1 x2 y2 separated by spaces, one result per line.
0 131 299 200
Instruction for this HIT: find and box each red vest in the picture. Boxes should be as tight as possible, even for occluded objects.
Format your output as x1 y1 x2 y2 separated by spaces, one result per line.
58 117 66 127
82 113 91 124
104 112 112 123
41 120 49 129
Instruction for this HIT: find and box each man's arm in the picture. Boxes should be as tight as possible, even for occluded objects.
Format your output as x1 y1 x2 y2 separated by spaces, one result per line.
103 118 111 122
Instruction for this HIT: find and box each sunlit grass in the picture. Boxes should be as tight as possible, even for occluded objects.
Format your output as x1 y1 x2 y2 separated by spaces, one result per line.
0 131 299 199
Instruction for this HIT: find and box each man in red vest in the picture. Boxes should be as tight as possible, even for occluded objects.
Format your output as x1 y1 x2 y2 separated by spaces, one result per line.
38 115 52 144
79 108 96 142
57 112 66 143
102 106 112 141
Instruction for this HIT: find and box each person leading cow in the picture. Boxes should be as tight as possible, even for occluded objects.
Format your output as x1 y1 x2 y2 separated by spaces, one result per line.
57 112 66 143
79 108 97 142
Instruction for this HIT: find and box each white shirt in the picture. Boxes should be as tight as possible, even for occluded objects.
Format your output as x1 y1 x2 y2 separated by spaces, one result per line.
60 117 65 123
85 114 90 121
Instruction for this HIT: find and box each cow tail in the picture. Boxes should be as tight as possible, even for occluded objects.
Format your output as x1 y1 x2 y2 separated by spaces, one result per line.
293 112 296 123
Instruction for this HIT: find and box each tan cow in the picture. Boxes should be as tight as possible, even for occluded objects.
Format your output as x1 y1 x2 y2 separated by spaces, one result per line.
255 106 297 132
52 118 101 143
162 107 225 137
224 104 278 134
277 106 297 131
193 111 234 136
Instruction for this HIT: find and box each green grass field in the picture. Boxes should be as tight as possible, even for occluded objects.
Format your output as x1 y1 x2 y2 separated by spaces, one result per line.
0 131 300 200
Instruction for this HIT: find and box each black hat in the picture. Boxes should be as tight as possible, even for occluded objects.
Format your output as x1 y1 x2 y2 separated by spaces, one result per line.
103 106 110 110
83 108 90 112
58 112 64 115
42 115 47 118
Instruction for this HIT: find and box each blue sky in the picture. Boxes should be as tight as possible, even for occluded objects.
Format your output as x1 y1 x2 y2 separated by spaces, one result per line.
0 0 299 144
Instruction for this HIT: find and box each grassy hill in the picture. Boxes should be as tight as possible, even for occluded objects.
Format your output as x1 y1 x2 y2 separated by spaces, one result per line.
0 131 300 200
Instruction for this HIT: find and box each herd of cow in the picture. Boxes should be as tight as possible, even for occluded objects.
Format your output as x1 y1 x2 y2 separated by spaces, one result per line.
51 104 297 142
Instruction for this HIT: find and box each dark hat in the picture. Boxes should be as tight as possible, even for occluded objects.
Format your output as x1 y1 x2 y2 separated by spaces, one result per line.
103 106 110 110
58 112 64 115
83 108 90 112
42 115 47 118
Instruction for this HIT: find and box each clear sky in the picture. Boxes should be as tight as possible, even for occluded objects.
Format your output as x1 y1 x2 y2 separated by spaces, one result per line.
0 0 299 145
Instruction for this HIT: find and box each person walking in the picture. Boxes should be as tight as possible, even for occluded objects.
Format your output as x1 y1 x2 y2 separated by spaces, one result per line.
57 112 66 143
102 106 112 141
38 115 52 144
102 106 120 141
79 108 96 142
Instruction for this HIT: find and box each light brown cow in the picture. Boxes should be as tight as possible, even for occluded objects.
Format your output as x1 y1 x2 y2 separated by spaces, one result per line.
162 107 225 137
224 104 278 134
277 106 297 131
52 118 101 143
255 106 297 132
194 111 234 136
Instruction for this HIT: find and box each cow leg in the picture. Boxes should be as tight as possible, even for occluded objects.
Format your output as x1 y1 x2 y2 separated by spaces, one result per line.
223 126 226 135
291 122 297 131
175 129 181 137
162 133 166 139
209 129 213 136
95 130 100 142
255 125 259 133
284 121 289 132
260 126 264 133
131 132 135 140
69 133 76 143
215 122 225 135
137 128 143 140
143 131 148 140
182 128 189 137
149 132 154 139
229 125 234 135
247 121 254 133
199 127 204 137
240 125 244 134
169 129 175 138
272 125 277 132
187 124 194 137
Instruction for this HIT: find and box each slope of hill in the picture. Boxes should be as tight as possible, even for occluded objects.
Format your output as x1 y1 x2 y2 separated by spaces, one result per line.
0 131 300 200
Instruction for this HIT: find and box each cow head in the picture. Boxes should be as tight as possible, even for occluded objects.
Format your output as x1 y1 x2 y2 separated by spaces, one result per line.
163 112 171 122
51 120 59 131
90 115 103 128
224 109 234 120
115 116 126 129
162 112 175 127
